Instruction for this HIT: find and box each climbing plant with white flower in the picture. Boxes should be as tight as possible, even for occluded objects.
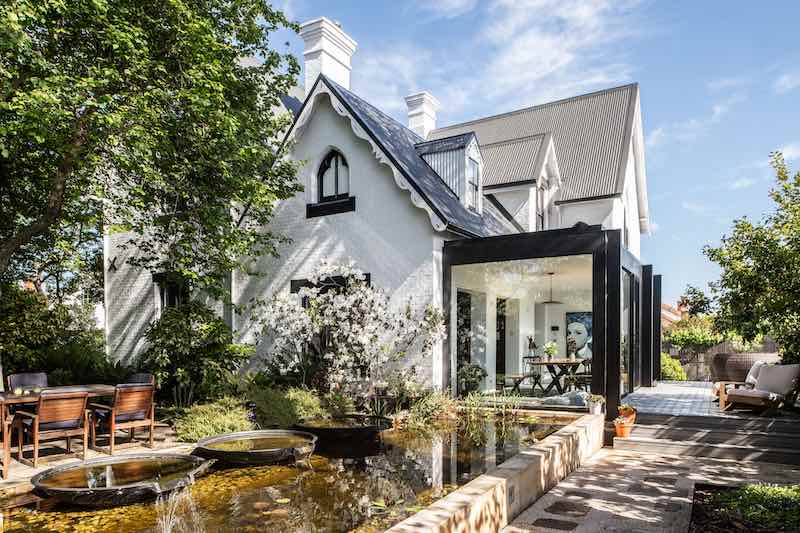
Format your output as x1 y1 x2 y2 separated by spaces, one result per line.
259 261 445 403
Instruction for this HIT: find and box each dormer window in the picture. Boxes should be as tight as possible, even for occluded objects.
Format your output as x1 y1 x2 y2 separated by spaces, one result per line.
307 150 356 218
466 158 480 210
318 150 349 202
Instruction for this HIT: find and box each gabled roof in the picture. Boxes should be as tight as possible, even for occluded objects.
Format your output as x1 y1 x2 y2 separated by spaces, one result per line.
429 84 640 203
414 132 476 156
305 76 517 237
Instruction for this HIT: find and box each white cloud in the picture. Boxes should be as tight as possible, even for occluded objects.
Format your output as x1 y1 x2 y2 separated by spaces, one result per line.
416 0 478 19
729 177 755 190
646 127 665 149
775 72 800 94
647 94 744 148
777 142 800 162
681 201 717 217
706 76 747 92
350 0 642 124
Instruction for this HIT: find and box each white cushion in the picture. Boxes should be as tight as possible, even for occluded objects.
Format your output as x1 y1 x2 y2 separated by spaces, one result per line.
745 360 766 387
755 364 800 396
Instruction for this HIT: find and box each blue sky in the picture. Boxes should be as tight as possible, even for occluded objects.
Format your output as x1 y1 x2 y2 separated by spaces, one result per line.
274 0 800 305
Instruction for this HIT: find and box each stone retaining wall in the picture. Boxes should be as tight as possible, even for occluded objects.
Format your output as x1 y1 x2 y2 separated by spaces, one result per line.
387 412 604 533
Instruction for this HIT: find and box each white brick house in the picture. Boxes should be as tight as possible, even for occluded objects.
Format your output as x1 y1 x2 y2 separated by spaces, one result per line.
104 17 654 403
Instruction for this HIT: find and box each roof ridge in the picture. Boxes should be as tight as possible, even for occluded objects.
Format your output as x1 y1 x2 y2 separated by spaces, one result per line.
415 131 475 147
481 133 548 148
434 82 639 133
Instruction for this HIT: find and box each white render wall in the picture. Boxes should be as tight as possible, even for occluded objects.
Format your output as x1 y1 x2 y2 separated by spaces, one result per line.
233 94 454 386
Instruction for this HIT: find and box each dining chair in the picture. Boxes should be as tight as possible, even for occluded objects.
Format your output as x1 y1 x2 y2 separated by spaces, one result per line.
14 390 89 468
0 401 10 479
90 384 155 454
7 372 48 392
126 373 155 385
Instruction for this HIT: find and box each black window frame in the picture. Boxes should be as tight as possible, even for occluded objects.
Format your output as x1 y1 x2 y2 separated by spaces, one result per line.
153 272 190 310
317 150 350 203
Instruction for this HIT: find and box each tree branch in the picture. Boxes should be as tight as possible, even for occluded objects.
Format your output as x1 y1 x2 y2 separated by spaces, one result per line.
0 113 92 276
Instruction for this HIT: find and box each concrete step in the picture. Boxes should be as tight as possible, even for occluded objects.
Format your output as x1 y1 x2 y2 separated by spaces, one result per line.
613 435 800 465
628 423 800 448
634 413 800 434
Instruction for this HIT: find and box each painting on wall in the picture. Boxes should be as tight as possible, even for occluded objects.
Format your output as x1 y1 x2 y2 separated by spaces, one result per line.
566 312 592 359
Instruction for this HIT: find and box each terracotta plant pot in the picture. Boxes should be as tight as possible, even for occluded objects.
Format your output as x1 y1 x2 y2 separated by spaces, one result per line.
614 422 633 438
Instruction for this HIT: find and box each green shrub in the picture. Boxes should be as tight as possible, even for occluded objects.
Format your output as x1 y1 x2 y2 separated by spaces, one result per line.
249 386 329 428
0 284 132 384
139 302 253 407
457 363 487 396
408 391 457 428
713 484 800 531
322 391 354 417
661 354 687 381
174 397 254 442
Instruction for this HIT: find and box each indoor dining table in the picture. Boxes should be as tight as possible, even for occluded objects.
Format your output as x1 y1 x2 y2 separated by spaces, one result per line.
526 358 588 395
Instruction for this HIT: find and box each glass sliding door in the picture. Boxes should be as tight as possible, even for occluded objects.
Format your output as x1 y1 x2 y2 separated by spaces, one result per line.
620 269 634 396
451 255 593 398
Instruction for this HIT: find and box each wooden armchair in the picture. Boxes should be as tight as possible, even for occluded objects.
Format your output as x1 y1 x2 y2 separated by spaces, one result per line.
90 384 155 454
14 391 89 468
0 401 10 479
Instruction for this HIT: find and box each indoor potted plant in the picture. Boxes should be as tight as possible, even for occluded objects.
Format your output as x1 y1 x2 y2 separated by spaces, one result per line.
613 415 634 438
586 394 605 415
544 341 558 361
618 403 637 424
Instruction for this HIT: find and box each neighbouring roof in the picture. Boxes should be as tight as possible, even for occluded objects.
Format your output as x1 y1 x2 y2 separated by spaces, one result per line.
429 84 639 203
480 133 549 188
317 76 518 237
414 132 476 156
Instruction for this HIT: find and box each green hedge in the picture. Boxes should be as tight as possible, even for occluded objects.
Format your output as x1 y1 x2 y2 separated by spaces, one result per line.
661 354 687 381
174 397 254 442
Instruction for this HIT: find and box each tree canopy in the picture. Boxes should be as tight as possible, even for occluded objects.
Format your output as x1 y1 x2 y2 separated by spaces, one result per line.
0 0 301 299
705 152 800 363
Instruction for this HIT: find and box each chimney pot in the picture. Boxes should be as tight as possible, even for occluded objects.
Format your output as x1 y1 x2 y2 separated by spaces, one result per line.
299 17 357 93
405 91 440 139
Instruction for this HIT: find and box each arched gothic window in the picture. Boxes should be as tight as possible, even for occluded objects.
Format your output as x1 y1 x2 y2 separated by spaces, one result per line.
318 150 350 202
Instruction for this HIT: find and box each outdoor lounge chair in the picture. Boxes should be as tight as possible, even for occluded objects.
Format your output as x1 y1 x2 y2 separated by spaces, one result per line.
14 390 89 467
722 364 800 413
716 360 766 406
90 383 155 454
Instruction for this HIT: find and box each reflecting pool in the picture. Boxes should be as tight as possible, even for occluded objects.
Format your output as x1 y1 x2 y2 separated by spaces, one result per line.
2 415 568 532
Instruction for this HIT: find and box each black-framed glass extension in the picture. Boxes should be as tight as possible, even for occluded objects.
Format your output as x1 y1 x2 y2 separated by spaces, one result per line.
442 224 661 420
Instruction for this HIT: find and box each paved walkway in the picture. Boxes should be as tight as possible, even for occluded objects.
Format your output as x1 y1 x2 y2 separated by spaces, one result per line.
623 381 734 417
503 448 800 533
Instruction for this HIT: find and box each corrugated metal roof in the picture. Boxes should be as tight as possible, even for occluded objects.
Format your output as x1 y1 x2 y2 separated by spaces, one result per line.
429 84 639 202
318 76 517 237
481 134 547 188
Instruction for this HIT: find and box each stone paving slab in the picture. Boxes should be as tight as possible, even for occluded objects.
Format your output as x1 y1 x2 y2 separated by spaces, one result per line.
502 448 800 533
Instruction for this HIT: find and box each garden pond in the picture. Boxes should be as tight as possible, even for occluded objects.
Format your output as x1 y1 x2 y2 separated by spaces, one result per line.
1 414 571 533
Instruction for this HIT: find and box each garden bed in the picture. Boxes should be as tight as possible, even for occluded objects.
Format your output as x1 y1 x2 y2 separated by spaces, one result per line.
690 483 800 533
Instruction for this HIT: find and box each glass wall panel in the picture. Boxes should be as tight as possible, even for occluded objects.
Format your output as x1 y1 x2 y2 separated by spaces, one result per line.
451 255 593 400
621 269 633 396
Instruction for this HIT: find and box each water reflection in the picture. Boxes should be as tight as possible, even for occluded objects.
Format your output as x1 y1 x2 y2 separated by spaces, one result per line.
2 416 566 533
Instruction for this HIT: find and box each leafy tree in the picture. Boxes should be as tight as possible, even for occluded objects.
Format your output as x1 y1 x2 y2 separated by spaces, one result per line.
678 284 714 317
705 152 800 363
139 302 253 407
0 0 301 298
664 314 722 361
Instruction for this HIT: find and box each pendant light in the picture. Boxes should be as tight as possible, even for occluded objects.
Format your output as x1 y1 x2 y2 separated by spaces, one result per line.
542 272 562 305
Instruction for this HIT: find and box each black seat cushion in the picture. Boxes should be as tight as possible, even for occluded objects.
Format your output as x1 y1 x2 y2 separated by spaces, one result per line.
22 418 81 432
94 410 147 424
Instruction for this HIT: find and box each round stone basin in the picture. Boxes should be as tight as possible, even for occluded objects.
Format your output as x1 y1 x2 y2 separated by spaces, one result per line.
194 430 317 466
31 453 212 507
295 416 391 458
